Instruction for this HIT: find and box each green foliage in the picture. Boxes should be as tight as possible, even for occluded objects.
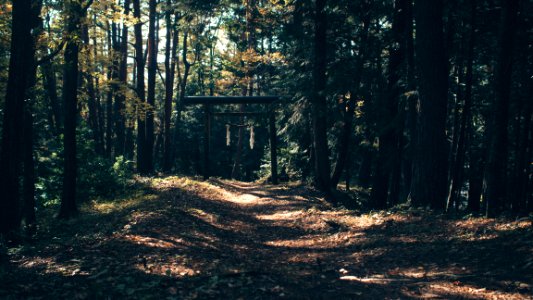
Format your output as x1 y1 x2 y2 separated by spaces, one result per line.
113 155 135 190
35 126 135 207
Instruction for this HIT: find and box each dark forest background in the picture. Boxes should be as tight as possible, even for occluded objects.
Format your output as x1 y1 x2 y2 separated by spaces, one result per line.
0 0 532 236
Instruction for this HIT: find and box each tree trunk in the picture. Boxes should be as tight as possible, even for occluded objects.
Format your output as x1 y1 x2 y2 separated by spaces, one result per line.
163 7 178 172
482 0 519 216
448 0 476 211
410 0 449 210
145 0 157 173
82 24 104 155
133 0 147 174
23 67 39 230
370 0 409 209
311 0 331 194
330 9 370 189
0 0 42 235
59 0 90 219
114 0 130 157
41 61 62 134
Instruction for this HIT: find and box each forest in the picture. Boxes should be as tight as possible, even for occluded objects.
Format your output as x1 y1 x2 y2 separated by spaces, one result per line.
0 0 532 298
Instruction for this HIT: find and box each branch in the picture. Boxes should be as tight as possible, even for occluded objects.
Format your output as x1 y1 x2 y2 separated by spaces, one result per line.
36 41 66 66
82 0 95 13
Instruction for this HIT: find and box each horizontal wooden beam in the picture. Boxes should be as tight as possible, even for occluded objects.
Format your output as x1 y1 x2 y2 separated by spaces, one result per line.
184 96 279 105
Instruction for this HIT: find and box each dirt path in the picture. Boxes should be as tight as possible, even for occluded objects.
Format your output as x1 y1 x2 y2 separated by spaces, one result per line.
1 177 532 299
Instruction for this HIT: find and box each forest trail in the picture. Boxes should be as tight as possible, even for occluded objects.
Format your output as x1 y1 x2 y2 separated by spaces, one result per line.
2 177 532 299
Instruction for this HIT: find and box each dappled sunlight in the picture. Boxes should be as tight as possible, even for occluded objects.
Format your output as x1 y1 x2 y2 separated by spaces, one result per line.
5 176 532 299
256 210 305 221
403 281 532 300
265 232 366 249
91 194 158 214
123 234 176 249
133 260 199 278
228 193 260 205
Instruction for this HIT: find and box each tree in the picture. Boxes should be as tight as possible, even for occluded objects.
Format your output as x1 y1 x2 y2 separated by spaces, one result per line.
145 0 157 174
0 0 42 235
133 0 148 174
482 0 519 216
163 3 179 172
58 0 94 219
311 0 331 194
410 0 449 210
370 0 409 209
448 0 476 212
114 0 131 157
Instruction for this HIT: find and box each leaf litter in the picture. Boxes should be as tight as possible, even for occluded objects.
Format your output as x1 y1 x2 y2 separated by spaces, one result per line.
0 176 531 299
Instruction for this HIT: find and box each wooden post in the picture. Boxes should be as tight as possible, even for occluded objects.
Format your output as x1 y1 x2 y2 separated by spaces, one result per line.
203 104 211 180
269 109 278 184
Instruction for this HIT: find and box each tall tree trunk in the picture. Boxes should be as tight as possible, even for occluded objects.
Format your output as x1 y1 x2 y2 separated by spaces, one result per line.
82 24 104 155
410 0 449 210
0 0 42 235
133 0 147 174
23 65 39 231
448 0 476 211
401 0 416 203
41 61 62 134
482 0 519 216
370 0 408 209
163 6 178 172
330 6 370 188
59 0 92 219
311 0 331 194
115 0 130 157
145 0 157 173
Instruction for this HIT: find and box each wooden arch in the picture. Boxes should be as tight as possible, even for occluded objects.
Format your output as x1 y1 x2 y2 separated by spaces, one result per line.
183 96 279 184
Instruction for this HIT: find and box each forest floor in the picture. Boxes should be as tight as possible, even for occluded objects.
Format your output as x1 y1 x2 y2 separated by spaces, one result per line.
1 176 532 299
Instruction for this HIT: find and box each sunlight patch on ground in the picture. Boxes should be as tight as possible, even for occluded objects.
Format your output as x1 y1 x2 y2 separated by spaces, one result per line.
232 193 260 204
407 281 532 300
20 256 87 277
91 194 158 214
339 275 402 285
265 232 365 249
186 207 219 223
256 210 305 221
123 234 176 248
133 261 199 278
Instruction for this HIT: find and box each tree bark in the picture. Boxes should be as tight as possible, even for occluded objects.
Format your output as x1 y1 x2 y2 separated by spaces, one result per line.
410 0 449 210
114 0 130 157
311 0 331 194
330 7 370 189
145 0 157 173
59 0 92 219
0 0 42 234
370 0 408 209
482 0 519 216
163 7 178 172
448 0 476 211
82 24 104 155
133 0 147 174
